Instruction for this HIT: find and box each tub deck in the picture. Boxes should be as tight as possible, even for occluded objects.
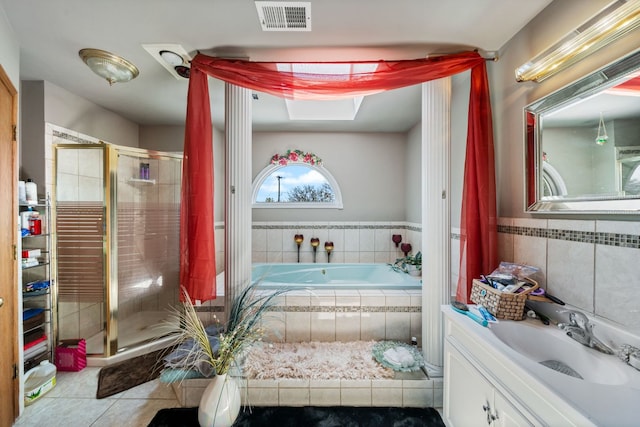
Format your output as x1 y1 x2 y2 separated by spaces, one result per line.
172 349 441 408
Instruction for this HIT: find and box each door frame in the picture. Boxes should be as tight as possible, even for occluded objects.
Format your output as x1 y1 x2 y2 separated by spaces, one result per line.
0 64 19 426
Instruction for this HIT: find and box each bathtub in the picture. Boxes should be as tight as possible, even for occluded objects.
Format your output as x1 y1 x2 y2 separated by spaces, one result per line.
252 263 422 289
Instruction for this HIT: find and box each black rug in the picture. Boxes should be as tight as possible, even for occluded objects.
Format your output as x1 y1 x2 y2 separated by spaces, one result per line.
148 406 445 427
96 348 169 398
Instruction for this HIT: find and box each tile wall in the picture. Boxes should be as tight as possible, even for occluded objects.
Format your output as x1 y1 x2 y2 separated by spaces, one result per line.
497 217 640 331
251 221 422 264
173 375 443 408
256 289 422 345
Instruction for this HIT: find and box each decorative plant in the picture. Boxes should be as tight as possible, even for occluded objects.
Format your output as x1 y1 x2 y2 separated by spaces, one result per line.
390 251 422 275
162 282 288 381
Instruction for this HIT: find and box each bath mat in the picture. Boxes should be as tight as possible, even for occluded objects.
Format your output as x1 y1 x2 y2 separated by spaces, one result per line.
148 406 445 427
242 341 395 380
96 348 168 398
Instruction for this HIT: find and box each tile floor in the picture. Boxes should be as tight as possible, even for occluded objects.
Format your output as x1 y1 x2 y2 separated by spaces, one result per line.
14 367 179 427
14 367 445 427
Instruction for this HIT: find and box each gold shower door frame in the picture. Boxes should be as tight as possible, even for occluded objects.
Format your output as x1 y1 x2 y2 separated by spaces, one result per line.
54 143 182 357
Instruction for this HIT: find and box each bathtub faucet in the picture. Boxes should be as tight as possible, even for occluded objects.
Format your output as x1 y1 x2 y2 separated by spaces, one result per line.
558 310 614 355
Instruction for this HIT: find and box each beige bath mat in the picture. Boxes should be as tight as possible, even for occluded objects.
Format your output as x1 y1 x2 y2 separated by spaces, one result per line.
242 340 394 380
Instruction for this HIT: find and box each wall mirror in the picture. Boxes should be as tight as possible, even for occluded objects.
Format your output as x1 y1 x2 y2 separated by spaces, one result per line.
525 49 640 213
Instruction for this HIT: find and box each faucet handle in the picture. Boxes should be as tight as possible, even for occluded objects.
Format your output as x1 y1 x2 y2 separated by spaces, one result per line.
561 309 590 328
619 344 640 370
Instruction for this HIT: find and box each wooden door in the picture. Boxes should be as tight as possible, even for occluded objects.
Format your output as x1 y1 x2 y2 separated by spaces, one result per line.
0 64 18 427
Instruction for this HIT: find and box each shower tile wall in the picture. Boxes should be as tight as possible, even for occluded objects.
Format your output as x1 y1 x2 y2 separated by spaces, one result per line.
497 217 640 331
252 221 422 264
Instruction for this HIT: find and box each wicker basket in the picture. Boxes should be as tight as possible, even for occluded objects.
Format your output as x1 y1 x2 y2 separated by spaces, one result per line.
470 278 539 320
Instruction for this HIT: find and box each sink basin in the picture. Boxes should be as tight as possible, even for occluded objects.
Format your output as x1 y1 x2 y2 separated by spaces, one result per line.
489 319 629 385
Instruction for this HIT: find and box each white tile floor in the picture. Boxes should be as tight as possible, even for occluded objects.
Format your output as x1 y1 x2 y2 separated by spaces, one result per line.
14 367 179 427
14 366 444 427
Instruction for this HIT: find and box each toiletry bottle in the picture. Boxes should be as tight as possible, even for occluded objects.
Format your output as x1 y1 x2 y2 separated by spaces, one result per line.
25 179 38 205
29 212 42 235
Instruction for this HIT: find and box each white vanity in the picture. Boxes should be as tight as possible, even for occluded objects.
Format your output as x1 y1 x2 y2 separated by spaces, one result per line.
442 305 640 426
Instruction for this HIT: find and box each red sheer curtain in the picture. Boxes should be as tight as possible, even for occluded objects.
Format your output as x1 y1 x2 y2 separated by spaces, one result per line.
181 51 497 303
455 65 499 304
180 66 217 302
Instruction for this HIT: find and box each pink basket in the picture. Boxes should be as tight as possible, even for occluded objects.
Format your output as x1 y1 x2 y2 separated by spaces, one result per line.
55 339 86 371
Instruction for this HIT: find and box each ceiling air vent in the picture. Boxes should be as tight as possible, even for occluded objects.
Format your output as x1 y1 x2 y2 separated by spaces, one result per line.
255 2 311 31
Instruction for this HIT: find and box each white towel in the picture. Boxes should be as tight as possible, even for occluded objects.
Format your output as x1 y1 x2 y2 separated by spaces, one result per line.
383 347 415 368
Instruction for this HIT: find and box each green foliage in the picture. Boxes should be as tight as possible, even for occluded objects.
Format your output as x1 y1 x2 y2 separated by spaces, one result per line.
389 251 422 274
286 183 335 202
168 282 288 377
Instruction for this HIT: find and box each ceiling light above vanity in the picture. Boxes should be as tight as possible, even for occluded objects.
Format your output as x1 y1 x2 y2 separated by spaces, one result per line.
515 0 640 82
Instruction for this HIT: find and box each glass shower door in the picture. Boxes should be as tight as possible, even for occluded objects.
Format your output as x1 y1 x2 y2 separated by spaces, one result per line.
115 150 182 351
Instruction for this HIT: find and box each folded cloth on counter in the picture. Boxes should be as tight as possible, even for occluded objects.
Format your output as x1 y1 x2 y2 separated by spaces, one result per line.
24 327 44 346
382 347 415 369
163 324 221 377
23 313 45 331
24 280 51 293
24 339 47 359
21 258 39 268
372 341 425 372
23 308 44 320
24 334 47 351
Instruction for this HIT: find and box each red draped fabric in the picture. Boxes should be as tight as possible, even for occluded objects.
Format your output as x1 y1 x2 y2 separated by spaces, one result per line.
525 112 537 210
181 50 498 303
455 65 499 304
180 66 216 302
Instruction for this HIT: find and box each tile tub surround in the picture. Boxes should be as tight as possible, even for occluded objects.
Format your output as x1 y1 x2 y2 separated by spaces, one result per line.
252 221 422 264
172 368 442 408
498 217 640 330
255 289 422 344
173 287 434 409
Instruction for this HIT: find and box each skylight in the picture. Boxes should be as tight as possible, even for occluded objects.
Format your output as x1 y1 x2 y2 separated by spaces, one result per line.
276 63 380 121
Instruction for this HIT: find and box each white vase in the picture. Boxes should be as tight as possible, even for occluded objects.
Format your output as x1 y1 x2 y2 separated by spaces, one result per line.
407 265 421 276
198 374 241 427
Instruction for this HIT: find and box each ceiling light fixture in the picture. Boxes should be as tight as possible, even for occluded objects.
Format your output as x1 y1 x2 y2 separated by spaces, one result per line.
174 65 190 79
515 0 640 83
79 48 139 86
142 44 192 80
159 50 184 66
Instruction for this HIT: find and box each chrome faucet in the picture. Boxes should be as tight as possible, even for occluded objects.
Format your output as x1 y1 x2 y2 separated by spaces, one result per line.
558 310 614 355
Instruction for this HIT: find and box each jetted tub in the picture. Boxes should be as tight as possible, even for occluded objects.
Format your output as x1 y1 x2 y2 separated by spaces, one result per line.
252 263 422 289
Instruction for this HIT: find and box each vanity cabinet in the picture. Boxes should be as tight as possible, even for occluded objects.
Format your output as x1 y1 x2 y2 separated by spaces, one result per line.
20 200 55 371
444 342 533 426
442 307 595 427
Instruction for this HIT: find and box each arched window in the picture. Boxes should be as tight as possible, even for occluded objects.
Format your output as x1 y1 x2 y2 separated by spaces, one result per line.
252 150 343 209
542 161 568 198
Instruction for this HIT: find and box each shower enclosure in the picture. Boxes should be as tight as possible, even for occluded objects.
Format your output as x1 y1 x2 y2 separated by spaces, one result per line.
54 143 182 357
